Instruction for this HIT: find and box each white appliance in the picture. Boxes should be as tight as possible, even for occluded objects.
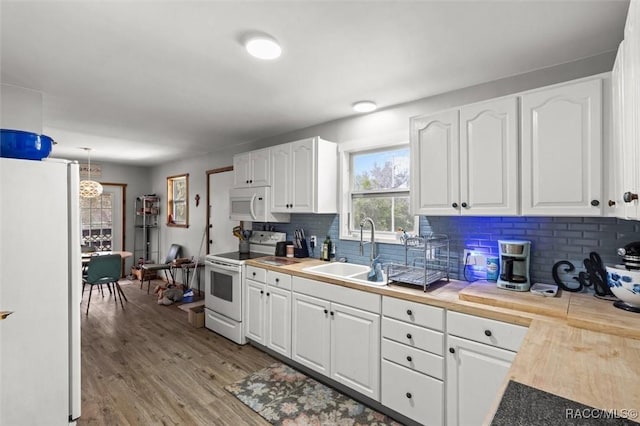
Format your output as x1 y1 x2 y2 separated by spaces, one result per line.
0 158 81 425
229 186 290 223
204 231 286 344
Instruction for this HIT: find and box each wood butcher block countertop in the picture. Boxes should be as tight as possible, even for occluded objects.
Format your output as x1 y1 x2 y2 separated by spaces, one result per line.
246 257 640 420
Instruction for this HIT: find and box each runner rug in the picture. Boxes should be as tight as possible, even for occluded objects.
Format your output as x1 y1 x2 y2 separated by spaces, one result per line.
225 362 402 425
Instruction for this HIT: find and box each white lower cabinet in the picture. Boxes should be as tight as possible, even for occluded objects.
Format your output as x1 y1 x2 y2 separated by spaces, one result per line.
446 311 527 426
292 277 381 401
245 267 292 357
381 297 445 425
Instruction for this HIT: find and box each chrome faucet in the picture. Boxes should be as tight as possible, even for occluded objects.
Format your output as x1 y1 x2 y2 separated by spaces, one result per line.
359 217 376 263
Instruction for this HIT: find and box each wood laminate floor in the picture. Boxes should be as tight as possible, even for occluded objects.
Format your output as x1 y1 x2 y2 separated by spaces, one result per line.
79 280 274 425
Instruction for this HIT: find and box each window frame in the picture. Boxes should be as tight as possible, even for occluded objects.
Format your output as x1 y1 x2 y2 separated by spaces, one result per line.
167 173 189 228
338 132 418 244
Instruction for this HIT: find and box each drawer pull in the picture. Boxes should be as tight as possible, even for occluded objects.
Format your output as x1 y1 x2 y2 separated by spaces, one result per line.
324 309 328 314
260 290 264 294
252 272 256 276
406 333 412 339
484 330 492 337
449 347 455 354
330 311 335 316
275 278 279 283
406 355 412 362
406 309 412 316
406 392 412 399
266 292 270 296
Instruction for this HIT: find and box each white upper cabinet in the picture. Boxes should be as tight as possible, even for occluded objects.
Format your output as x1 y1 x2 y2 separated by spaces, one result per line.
614 0 640 220
411 97 518 216
520 78 603 216
271 137 338 214
460 97 519 215
233 148 270 188
411 109 460 215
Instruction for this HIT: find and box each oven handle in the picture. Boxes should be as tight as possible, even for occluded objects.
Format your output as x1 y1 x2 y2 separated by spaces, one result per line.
206 261 241 273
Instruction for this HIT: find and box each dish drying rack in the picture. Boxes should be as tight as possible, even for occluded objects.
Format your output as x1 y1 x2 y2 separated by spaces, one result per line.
386 233 450 291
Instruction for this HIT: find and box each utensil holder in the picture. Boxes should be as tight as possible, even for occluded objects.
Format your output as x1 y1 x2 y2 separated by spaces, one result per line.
239 240 250 254
294 239 309 258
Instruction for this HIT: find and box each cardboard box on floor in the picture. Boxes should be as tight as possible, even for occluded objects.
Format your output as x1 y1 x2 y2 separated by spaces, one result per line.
188 306 205 328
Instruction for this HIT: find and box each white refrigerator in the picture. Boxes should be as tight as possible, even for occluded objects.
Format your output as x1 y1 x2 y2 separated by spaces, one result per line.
0 157 82 424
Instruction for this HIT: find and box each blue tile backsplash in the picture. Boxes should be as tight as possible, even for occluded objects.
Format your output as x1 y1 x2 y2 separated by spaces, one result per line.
256 214 640 290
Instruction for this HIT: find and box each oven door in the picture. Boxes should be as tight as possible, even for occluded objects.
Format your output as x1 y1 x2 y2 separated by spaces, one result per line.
205 260 242 322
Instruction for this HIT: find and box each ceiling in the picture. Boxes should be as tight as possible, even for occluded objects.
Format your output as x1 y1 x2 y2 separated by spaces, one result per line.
0 0 629 166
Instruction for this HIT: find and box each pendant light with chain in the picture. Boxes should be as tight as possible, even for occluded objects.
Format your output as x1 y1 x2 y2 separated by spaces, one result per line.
79 147 103 198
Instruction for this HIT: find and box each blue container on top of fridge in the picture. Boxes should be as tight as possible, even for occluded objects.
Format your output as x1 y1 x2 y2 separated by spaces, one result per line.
0 129 53 160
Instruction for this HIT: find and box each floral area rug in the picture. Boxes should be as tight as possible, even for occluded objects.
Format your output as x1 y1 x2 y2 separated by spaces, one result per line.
225 362 402 426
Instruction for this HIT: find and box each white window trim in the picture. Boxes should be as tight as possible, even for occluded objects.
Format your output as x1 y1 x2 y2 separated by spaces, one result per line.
338 130 418 244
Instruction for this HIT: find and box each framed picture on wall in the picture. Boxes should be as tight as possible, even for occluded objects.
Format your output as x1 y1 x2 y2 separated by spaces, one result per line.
167 173 189 228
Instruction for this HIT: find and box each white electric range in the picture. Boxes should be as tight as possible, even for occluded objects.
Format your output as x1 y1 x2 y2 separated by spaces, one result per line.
204 231 286 344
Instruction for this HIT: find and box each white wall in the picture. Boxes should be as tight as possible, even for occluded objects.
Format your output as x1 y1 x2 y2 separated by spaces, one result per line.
150 51 615 259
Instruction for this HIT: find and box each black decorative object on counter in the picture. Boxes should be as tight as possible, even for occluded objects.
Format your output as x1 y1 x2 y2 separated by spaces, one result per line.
492 381 637 426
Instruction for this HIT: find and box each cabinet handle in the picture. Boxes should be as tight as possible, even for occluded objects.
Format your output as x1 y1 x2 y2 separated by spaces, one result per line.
484 330 492 337
260 290 264 294
461 202 468 208
249 180 253 184
452 202 458 208
266 292 270 296
608 200 616 207
406 355 412 362
246 180 249 184
406 309 412 316
406 333 412 339
275 278 279 283
324 309 328 314
406 392 412 399
252 272 256 277
623 192 638 203
590 200 600 207
330 311 334 316
449 347 455 354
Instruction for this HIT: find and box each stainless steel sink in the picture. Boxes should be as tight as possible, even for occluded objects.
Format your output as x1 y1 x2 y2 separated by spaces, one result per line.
303 262 387 286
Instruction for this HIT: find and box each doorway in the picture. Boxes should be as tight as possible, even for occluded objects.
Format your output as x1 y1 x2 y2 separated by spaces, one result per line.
206 167 239 255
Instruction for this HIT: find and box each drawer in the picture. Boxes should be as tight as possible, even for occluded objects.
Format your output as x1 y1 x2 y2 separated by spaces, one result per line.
381 338 444 380
267 270 291 290
292 276 380 313
447 310 528 352
382 296 444 331
382 317 444 356
245 266 266 283
381 359 443 426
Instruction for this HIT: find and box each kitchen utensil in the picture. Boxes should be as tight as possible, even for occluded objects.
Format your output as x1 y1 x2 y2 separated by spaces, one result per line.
605 265 640 313
242 230 252 240
0 129 53 160
530 283 558 297
232 225 242 239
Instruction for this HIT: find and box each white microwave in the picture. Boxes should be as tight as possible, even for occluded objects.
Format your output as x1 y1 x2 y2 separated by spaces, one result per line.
229 186 290 223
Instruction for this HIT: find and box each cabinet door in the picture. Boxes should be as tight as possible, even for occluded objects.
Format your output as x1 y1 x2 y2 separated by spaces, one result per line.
245 280 265 345
290 138 315 212
330 302 380 401
446 335 516 426
266 286 291 357
460 97 519 215
250 148 271 187
270 144 292 212
410 109 460 215
521 78 603 216
610 46 626 218
291 293 331 376
233 152 252 188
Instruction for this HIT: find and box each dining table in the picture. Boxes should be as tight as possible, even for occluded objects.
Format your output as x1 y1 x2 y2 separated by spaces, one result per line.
81 250 133 264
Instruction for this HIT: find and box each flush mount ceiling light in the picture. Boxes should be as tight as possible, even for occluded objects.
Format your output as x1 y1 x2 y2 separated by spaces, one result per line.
244 34 282 60
353 101 377 113
79 147 103 199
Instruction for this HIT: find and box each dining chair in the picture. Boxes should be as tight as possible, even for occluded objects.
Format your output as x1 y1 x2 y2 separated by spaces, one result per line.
140 244 182 293
83 254 126 315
